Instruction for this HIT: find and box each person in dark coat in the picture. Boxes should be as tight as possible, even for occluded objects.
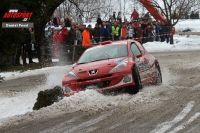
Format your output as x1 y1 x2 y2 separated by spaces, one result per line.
92 23 100 44
53 14 60 27
113 11 116 21
23 28 33 64
97 15 103 26
160 22 166 42
64 14 72 28
66 25 76 45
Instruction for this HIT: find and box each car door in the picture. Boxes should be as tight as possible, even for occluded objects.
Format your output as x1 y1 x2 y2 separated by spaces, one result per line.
130 42 150 84
136 42 156 84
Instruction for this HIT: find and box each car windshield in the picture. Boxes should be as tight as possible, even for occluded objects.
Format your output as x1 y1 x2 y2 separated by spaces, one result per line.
77 45 128 64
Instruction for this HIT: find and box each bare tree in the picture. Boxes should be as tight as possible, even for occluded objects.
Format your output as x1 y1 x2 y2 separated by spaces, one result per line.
149 0 199 44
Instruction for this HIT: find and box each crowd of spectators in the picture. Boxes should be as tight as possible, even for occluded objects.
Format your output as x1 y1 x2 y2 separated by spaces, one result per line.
46 10 171 52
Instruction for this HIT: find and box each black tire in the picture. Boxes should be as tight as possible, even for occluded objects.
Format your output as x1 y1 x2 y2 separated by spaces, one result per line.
154 62 162 85
126 65 142 94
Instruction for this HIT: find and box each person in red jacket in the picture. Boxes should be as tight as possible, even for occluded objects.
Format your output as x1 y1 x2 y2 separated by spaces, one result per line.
131 9 139 21
58 22 69 63
52 30 60 57
58 22 68 44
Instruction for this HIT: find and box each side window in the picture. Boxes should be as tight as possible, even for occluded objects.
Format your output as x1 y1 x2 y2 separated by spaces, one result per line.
135 42 145 54
131 43 141 58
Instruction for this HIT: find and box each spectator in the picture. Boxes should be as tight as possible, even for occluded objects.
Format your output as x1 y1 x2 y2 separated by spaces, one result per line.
14 43 23 66
113 11 116 21
127 22 134 39
46 27 53 44
87 24 93 40
66 25 76 45
14 29 24 66
45 27 53 38
75 25 82 45
132 21 138 38
131 9 139 21
82 28 91 47
141 20 147 43
117 12 121 18
64 14 72 28
53 14 60 27
143 24 151 43
53 30 60 45
100 21 111 41
77 15 83 25
120 22 127 40
117 15 122 26
165 25 170 43
160 22 166 42
144 12 150 20
22 28 33 64
111 21 120 41
155 20 161 41
108 15 113 23
150 24 156 42
135 23 143 43
58 22 69 63
52 30 60 57
97 15 103 26
58 22 68 44
92 23 101 43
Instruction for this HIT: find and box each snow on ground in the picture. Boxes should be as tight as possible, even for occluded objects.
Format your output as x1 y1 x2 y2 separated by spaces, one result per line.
143 35 200 52
175 19 200 32
0 19 200 124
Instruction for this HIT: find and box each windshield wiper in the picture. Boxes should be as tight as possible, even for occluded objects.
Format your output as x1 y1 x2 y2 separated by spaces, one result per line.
91 58 113 62
78 58 113 64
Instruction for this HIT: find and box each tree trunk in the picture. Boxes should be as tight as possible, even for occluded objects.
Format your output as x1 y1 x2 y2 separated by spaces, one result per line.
169 25 174 45
35 21 52 64
170 35 174 44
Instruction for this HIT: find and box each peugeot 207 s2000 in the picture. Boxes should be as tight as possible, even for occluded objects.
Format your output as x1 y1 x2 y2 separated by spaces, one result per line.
62 40 162 96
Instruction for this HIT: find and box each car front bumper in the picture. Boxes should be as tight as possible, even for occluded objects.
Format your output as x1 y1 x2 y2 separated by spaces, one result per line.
62 68 135 96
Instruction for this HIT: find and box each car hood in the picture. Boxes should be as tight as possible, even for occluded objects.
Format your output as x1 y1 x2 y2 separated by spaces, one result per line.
72 58 126 79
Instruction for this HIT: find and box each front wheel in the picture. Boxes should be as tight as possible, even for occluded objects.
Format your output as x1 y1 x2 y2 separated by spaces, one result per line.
126 65 142 94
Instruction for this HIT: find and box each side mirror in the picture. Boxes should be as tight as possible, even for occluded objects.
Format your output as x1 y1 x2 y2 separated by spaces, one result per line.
136 53 142 58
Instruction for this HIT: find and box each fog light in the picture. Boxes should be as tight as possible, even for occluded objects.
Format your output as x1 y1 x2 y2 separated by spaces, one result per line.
123 74 132 83
64 86 72 94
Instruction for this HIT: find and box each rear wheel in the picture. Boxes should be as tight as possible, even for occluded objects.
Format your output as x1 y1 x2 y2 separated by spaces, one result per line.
154 63 162 85
126 65 141 94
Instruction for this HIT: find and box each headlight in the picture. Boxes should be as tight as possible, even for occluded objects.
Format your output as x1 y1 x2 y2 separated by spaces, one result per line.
110 59 128 73
68 71 79 79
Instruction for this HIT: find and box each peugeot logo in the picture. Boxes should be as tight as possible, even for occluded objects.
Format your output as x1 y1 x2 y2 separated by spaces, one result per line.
89 70 98 75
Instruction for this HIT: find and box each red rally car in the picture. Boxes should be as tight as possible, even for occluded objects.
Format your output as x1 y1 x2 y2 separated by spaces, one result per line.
62 40 162 96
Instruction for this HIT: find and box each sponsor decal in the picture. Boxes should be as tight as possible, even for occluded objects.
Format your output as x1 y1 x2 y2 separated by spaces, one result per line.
114 58 124 64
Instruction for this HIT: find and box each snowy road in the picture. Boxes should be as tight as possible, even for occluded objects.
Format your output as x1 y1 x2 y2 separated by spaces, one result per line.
0 51 200 133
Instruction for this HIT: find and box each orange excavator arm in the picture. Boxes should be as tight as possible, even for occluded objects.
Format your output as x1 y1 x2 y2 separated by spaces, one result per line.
140 0 165 22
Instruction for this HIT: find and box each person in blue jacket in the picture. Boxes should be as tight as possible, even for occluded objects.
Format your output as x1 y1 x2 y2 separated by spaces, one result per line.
100 21 111 42
155 20 161 41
